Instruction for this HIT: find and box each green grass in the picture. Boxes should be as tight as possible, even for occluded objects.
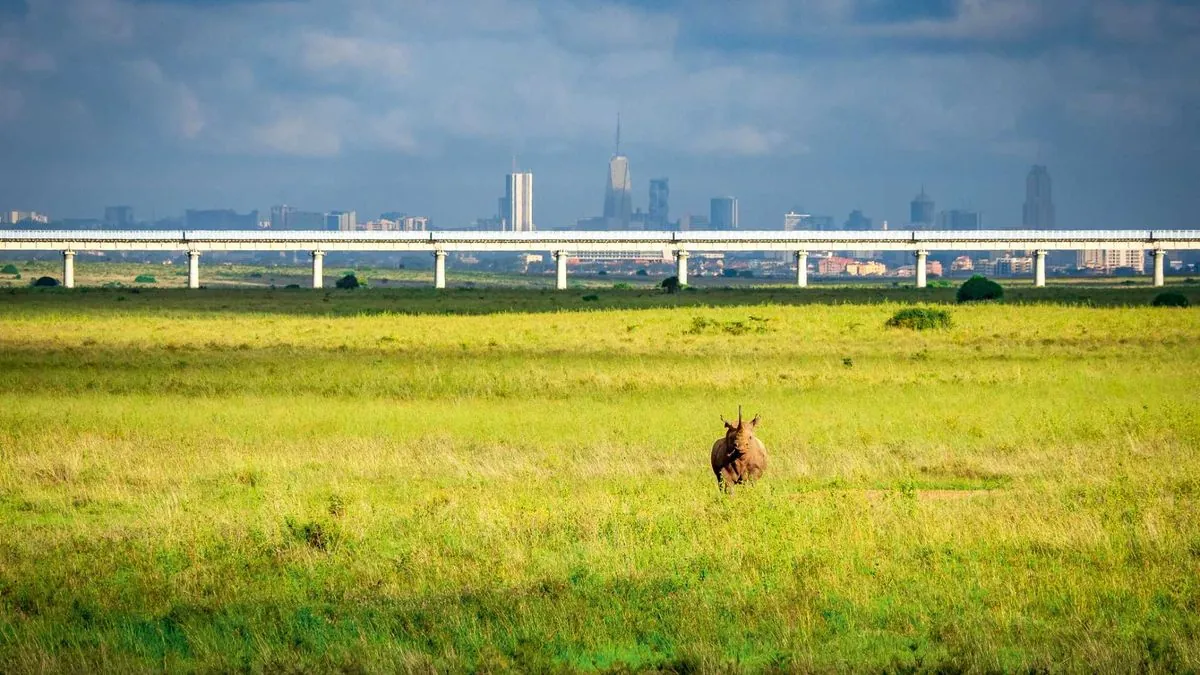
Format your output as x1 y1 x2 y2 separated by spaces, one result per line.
1 287 1199 671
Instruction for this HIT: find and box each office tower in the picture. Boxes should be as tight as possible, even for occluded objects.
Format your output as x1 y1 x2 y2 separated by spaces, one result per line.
185 209 260 229
1023 165 1055 229
784 211 810 231
938 209 982 230
104 206 134 228
325 211 357 231
649 178 669 229
603 116 632 228
910 186 935 226
710 197 738 230
269 205 292 230
504 172 534 232
844 209 872 230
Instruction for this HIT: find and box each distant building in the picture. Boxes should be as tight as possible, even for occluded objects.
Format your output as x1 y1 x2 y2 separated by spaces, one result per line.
1023 165 1055 229
104 206 135 228
994 256 1034 275
503 172 534 232
289 211 325 229
844 209 872 231
710 197 738 230
574 216 608 231
649 178 669 229
910 187 935 227
679 214 709 231
2 210 49 225
185 209 260 230
938 209 982 230
1077 249 1145 273
603 117 632 229
808 215 836 230
325 210 357 231
401 216 429 231
845 260 887 276
950 256 975 273
269 205 292 230
817 256 856 275
783 211 809 231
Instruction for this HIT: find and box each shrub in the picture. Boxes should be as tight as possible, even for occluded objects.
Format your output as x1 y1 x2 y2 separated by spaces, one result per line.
1151 292 1189 308
929 279 953 288
335 274 360 290
284 284 301 289
738 270 755 278
957 275 1003 302
597 270 608 276
611 283 631 290
581 294 600 302
661 276 681 294
1 264 18 274
722 269 739 278
886 307 952 330
636 269 648 276
31 276 60 287
134 274 157 284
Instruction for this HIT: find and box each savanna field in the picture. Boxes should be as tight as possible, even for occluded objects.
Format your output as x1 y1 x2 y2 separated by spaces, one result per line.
1 267 1199 672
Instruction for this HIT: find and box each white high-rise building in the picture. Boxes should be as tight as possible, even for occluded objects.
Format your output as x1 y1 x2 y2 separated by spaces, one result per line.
505 172 534 232
1077 249 1145 273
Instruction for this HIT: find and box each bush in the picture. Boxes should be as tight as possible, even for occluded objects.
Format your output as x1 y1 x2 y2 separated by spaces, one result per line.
886 307 952 330
661 276 681 294
611 283 631 290
957 275 1004 303
581 294 600 302
134 274 157 284
722 269 739 278
1 264 18 274
31 276 60 287
1151 292 1189 308
335 274 360 290
636 269 648 276
738 270 755 278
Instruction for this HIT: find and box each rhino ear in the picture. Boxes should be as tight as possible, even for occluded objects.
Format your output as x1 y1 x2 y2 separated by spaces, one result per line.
721 415 734 431
749 414 761 430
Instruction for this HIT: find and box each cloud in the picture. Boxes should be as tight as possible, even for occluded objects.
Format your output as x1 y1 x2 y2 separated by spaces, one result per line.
0 0 1196 227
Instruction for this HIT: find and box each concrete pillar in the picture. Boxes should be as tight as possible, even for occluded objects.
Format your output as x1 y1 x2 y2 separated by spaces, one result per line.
1034 250 1047 288
554 250 568 290
1153 249 1166 287
794 251 808 288
311 251 325 289
675 250 689 287
187 250 200 289
62 250 75 289
433 249 446 289
915 250 928 289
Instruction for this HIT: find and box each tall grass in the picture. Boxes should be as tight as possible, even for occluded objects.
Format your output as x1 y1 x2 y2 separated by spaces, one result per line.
0 288 1198 671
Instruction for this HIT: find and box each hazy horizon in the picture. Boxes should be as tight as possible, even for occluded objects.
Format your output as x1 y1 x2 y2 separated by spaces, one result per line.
1 0 1198 228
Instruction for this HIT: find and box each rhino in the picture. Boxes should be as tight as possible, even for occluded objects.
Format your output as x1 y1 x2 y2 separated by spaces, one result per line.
710 407 767 493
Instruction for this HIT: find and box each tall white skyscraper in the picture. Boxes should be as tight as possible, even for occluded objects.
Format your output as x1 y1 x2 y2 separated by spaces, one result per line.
603 116 632 229
505 172 534 232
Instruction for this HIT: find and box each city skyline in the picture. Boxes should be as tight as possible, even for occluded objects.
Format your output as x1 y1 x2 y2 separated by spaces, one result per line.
1 1 1197 229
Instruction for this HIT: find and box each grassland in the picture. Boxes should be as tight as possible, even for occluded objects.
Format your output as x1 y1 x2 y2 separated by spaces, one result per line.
1 282 1198 672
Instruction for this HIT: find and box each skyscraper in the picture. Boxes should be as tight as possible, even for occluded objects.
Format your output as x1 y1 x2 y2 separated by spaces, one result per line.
710 197 738 230
1023 165 1055 229
325 210 357 231
937 209 982 230
844 209 872 230
504 172 534 232
784 211 809 231
104 206 134 228
603 116 632 229
648 178 669 229
910 187 935 226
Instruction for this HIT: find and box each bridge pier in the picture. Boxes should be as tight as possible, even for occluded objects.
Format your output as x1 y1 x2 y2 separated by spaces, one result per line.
62 250 75 289
554 251 569 290
1153 249 1166 287
311 251 325 289
433 249 446 289
915 250 928 289
187 250 200 289
675 250 689 286
795 251 808 287
1034 250 1047 288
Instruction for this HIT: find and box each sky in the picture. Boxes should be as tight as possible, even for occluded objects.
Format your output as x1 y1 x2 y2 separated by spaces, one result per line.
0 0 1198 228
